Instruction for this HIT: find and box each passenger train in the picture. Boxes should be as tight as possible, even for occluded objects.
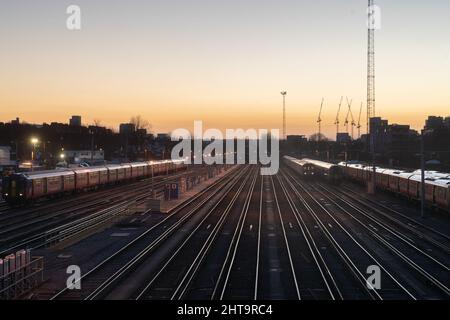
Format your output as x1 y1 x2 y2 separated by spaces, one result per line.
1 159 187 204
283 156 343 184
339 162 450 212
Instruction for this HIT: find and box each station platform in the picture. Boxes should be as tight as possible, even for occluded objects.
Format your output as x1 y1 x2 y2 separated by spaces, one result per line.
159 165 237 214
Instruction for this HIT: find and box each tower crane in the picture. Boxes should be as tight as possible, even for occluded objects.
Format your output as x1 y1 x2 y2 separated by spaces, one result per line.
357 102 363 139
317 98 324 141
345 97 356 140
334 96 343 136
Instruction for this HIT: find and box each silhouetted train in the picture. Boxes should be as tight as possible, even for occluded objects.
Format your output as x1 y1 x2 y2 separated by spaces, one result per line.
1 160 187 204
339 162 450 212
283 156 343 184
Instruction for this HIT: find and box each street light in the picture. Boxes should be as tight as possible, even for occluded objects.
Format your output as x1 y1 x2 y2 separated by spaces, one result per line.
30 137 39 172
30 137 39 161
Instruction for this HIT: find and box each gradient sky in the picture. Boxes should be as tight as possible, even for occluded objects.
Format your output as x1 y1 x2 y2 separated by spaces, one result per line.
1 0 449 139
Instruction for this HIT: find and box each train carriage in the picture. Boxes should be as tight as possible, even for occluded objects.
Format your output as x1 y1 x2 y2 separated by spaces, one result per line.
379 169 393 190
2 159 186 204
106 164 121 183
432 179 450 210
301 158 342 184
72 169 89 190
130 162 148 178
375 168 387 188
355 164 366 181
398 172 414 196
117 165 127 181
120 164 132 180
98 167 108 184
62 173 76 192
425 180 435 203
387 170 405 193
408 175 421 200
283 156 315 177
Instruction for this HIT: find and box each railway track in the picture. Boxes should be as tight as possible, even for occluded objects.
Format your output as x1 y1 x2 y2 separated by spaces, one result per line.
340 184 450 244
272 174 341 300
0 169 202 256
49 165 247 300
313 182 450 299
0 170 190 223
24 163 448 301
281 167 415 300
132 166 258 300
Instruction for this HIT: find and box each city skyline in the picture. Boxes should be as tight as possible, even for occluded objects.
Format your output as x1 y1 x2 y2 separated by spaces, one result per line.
1 0 450 138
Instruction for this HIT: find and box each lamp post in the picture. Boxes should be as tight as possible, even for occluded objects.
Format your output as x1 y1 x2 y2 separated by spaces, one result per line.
420 130 425 218
30 137 39 171
280 91 287 140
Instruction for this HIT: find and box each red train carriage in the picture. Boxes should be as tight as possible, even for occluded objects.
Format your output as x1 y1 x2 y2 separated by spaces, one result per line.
2 160 188 204
433 179 450 210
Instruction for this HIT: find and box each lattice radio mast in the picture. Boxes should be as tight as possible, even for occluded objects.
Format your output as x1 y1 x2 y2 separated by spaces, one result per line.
367 0 376 134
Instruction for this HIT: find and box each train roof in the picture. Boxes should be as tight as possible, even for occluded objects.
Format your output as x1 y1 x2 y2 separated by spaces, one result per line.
408 175 439 183
425 178 450 188
72 166 108 174
398 172 416 179
130 162 149 168
19 170 75 179
105 164 125 170
384 169 406 176
302 158 339 170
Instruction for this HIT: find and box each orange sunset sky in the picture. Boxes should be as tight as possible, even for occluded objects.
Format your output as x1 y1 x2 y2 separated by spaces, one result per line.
1 0 449 139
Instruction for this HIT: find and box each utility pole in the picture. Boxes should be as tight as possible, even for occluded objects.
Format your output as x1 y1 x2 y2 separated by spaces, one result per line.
90 130 94 162
151 163 156 198
421 131 425 218
281 91 287 140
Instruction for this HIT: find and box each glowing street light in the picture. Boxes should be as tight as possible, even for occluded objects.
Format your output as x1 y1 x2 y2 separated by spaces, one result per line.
30 137 39 161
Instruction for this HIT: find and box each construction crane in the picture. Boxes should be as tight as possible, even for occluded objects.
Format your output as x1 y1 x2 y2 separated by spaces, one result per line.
357 102 363 139
334 96 343 136
317 98 324 141
344 97 356 140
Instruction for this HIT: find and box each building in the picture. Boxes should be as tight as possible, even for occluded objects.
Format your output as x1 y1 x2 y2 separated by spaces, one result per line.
69 115 82 126
157 133 170 140
422 116 450 170
0 146 11 165
119 123 136 135
0 146 15 175
425 116 444 131
286 135 307 144
336 133 351 144
61 150 105 164
444 117 450 127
